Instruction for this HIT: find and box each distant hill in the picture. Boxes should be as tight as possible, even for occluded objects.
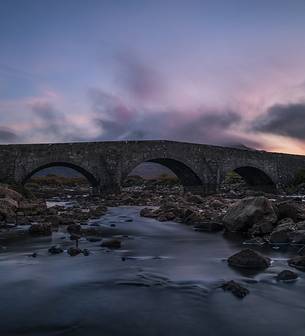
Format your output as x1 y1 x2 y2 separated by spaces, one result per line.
34 166 81 177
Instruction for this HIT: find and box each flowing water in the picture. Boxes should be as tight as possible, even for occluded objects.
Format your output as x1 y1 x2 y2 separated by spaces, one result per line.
0 205 304 336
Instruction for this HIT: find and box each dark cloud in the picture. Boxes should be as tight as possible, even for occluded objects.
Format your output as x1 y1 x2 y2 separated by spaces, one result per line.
115 52 163 101
88 88 260 148
29 101 64 137
252 103 305 140
0 126 19 142
25 100 87 142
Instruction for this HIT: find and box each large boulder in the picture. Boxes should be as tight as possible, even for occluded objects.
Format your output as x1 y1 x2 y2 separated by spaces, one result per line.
0 186 23 203
269 218 296 244
276 201 305 222
221 280 249 298
288 230 305 244
296 220 305 230
29 223 52 236
228 248 271 269
101 238 121 249
276 270 298 281
270 228 290 244
288 256 305 270
223 197 277 234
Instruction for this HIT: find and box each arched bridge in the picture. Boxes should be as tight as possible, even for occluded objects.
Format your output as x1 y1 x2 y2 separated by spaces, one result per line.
0 140 305 194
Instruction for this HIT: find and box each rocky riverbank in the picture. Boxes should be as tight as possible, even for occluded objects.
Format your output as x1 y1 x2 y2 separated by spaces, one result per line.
1 178 305 285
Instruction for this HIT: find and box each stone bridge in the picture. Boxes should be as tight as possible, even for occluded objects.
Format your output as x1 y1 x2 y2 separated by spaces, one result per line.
0 140 305 194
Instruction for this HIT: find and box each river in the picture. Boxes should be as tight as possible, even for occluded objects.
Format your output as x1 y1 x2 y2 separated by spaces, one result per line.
0 205 304 336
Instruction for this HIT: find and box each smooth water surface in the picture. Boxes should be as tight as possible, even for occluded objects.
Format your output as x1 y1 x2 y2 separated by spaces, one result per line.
0 206 304 336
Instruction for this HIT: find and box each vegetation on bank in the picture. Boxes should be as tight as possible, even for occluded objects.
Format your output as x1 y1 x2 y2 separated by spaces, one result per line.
26 175 88 188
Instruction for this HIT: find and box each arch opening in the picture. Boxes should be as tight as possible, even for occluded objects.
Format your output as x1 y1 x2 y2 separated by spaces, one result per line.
23 162 99 199
221 166 276 194
124 158 203 194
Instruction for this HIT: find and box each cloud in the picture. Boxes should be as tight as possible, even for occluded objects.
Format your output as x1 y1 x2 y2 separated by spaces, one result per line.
0 126 19 142
88 88 261 147
115 52 164 101
252 102 305 140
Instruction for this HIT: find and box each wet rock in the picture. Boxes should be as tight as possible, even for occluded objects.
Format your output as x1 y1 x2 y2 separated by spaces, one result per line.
228 248 271 269
157 212 176 222
67 246 82 256
185 193 204 204
277 270 298 281
223 197 277 235
221 280 249 298
29 223 52 236
297 246 305 256
209 199 224 209
67 223 82 235
82 226 105 236
82 248 90 256
288 256 305 270
87 237 102 242
140 207 158 218
276 201 305 222
101 238 121 249
296 220 305 230
288 230 305 244
48 245 64 254
0 186 24 202
270 227 292 244
28 252 37 258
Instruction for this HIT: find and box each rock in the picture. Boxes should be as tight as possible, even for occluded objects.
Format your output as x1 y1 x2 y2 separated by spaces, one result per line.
297 246 305 256
140 207 157 218
82 248 90 256
228 248 271 269
0 186 23 202
288 230 305 244
29 223 52 236
0 198 18 221
185 193 204 204
296 220 305 230
29 252 37 258
209 199 224 209
277 217 295 227
48 245 64 254
157 212 176 222
288 256 305 270
67 223 82 235
223 197 277 235
221 280 249 298
193 220 223 232
101 238 121 249
276 201 305 222
67 246 82 256
277 270 298 281
270 226 292 244
87 237 102 242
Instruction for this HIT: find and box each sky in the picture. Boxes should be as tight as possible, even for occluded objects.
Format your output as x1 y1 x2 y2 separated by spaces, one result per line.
1 0 305 154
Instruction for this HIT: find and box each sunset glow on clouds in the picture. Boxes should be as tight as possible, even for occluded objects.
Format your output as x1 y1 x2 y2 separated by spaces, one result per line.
1 0 305 154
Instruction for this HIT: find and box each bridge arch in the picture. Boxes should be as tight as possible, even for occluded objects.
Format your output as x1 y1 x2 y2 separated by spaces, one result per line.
222 165 276 192
21 161 99 189
123 157 204 193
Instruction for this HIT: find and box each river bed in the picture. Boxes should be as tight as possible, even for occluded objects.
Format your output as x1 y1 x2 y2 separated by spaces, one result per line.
0 206 304 336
